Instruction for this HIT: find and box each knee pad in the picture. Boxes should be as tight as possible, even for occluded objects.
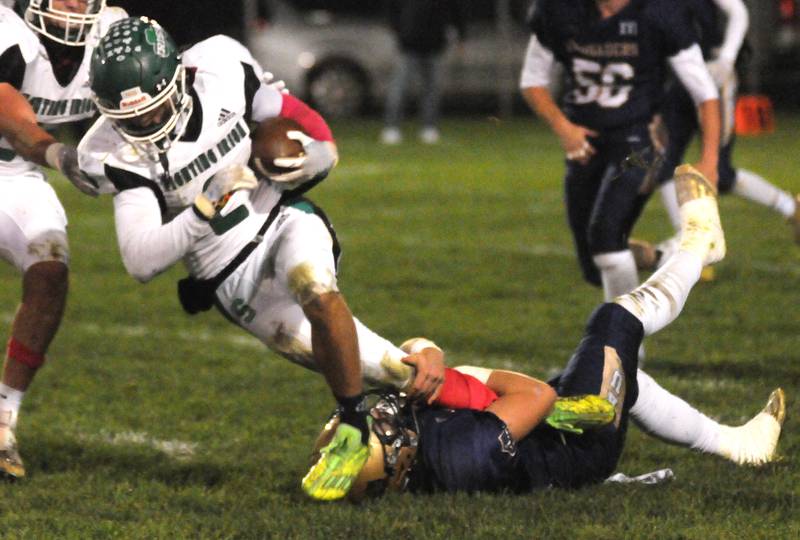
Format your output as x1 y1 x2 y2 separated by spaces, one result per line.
287 261 338 306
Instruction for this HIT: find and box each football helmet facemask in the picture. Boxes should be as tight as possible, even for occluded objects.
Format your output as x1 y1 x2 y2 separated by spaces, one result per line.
90 16 192 156
22 0 106 46
311 393 418 502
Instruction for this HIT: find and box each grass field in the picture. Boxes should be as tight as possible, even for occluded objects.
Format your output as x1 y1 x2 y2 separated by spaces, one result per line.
1 115 799 539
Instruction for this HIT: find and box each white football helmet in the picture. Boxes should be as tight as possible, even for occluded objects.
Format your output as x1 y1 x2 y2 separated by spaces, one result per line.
22 0 106 46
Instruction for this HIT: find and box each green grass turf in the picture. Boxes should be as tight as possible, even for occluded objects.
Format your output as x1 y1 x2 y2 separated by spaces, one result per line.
1 115 798 538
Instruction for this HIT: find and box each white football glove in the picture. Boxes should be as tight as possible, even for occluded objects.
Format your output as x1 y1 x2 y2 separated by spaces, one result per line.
193 164 257 220
269 131 338 184
45 142 99 197
263 71 289 95
705 57 735 88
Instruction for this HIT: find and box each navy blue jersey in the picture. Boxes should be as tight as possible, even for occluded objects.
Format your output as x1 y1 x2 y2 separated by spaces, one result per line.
409 304 644 494
684 0 723 57
528 0 697 130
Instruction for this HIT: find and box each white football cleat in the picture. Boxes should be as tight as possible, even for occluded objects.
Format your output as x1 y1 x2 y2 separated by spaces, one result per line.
718 388 786 466
674 164 726 266
0 425 25 480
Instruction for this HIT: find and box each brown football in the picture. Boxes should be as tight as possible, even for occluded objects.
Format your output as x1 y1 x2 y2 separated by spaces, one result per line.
250 117 305 177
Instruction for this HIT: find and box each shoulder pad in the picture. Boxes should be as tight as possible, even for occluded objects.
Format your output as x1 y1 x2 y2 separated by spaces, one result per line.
0 6 38 62
182 35 264 78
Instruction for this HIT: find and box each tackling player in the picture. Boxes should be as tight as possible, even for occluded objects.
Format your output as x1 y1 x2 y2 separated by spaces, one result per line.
0 0 126 480
76 17 445 501
317 166 785 497
519 0 720 326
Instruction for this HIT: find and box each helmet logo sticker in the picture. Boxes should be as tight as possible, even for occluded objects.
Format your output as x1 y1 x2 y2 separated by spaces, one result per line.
119 87 151 109
144 26 169 58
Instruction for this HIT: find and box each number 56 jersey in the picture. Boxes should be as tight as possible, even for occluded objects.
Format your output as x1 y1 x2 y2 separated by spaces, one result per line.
527 0 698 130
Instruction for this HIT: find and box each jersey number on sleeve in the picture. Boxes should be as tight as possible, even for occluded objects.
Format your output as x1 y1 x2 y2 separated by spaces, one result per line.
570 59 634 108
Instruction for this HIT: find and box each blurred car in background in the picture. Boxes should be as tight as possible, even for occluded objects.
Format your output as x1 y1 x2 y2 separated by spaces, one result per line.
247 0 535 118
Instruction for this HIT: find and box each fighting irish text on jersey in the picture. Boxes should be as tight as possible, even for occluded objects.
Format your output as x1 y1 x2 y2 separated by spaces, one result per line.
528 0 697 130
0 6 126 173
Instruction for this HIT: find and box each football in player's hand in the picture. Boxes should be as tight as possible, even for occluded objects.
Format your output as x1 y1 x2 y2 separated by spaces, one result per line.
250 117 305 177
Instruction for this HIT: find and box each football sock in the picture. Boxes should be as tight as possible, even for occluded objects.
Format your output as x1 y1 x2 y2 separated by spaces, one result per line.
733 168 796 218
0 382 24 430
631 370 722 454
615 251 702 336
354 318 413 388
659 179 682 232
593 250 639 302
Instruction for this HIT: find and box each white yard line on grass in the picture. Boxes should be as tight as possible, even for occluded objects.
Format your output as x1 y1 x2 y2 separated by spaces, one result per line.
81 430 198 460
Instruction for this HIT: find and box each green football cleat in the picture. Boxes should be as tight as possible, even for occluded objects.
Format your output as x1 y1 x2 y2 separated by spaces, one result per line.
546 395 616 434
302 423 369 501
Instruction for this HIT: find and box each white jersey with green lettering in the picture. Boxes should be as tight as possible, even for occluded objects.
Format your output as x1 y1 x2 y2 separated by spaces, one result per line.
78 35 286 280
0 5 127 175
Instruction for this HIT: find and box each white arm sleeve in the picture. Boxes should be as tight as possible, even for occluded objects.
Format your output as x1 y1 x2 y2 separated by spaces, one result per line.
519 34 555 89
453 365 493 384
250 79 284 122
113 188 209 283
669 44 719 105
710 0 749 63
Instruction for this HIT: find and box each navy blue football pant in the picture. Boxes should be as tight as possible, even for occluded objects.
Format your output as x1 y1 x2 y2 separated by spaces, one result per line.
545 302 645 486
564 122 654 286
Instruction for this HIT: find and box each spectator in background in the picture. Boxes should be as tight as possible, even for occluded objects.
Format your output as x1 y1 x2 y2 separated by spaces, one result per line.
381 0 467 145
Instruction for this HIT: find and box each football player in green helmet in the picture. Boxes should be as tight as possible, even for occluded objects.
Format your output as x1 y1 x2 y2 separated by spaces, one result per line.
0 0 126 480
78 17 447 500
89 15 192 155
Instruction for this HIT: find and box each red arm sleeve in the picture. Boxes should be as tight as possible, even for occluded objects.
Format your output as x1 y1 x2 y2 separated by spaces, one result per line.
278 94 333 142
432 367 498 410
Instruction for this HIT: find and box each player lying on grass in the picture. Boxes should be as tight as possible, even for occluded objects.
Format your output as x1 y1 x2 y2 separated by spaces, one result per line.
312 165 786 498
75 17 445 500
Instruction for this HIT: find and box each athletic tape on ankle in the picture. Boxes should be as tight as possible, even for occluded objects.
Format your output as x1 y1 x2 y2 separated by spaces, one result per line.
7 337 45 369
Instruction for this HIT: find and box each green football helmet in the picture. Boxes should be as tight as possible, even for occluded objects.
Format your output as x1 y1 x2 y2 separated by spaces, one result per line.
21 0 106 46
90 17 192 155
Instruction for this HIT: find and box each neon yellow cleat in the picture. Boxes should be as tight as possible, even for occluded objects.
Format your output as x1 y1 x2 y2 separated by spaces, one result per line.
699 265 716 282
546 394 616 434
302 423 369 500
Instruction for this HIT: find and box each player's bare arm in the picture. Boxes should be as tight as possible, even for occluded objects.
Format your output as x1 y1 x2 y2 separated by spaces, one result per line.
0 83 55 167
484 369 556 441
669 44 722 185
694 98 722 185
521 86 597 164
